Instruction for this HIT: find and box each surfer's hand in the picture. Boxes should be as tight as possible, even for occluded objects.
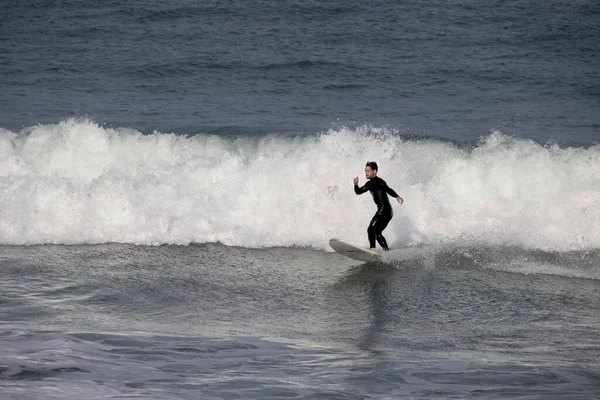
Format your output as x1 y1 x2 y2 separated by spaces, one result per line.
353 177 359 185
397 196 404 205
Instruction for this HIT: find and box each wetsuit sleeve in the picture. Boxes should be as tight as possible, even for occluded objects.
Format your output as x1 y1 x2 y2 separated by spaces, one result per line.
354 181 370 194
385 184 400 198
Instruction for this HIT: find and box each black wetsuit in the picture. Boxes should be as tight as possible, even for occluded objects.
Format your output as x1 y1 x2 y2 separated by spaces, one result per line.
354 176 400 250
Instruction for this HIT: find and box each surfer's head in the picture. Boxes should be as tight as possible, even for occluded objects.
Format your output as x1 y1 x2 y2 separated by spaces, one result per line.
365 161 378 179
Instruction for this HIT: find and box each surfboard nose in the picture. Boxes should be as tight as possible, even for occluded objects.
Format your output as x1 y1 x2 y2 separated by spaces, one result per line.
329 238 380 262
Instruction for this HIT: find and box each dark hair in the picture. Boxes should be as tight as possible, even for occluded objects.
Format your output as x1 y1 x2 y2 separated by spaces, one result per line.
365 161 378 171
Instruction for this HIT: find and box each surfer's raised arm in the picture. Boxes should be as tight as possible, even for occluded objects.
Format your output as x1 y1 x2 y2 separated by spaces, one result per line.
353 177 370 194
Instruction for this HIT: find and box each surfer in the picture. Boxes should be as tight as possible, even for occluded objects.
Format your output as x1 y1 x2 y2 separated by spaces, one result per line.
353 161 403 251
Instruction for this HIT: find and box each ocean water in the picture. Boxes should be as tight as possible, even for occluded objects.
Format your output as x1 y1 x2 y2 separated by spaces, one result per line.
1 0 600 398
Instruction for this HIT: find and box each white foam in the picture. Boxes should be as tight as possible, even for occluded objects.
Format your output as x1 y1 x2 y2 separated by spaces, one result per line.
1 118 599 251
495 260 600 280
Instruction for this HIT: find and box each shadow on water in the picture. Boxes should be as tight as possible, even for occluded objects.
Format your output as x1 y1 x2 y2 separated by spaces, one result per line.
329 260 430 352
350 264 395 351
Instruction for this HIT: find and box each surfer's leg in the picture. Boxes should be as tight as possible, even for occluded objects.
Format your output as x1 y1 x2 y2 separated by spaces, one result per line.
367 214 379 249
376 234 389 251
374 212 393 251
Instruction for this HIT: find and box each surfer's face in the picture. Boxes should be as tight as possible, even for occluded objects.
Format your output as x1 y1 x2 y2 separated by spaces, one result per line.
365 166 377 179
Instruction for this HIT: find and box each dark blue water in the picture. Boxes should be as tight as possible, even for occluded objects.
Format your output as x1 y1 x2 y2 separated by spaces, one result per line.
2 1 600 398
2 0 599 143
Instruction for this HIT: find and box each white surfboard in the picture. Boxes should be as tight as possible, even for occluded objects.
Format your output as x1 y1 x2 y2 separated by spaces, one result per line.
329 238 380 262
